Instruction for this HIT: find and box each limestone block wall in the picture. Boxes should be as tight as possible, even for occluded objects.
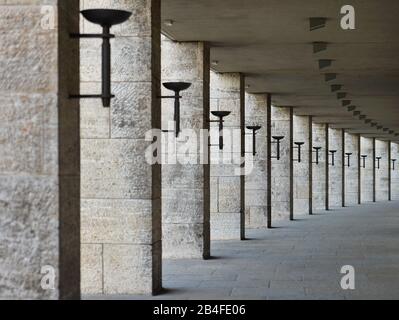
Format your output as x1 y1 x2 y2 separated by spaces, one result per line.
328 128 343 208
312 123 326 211
161 37 210 259
271 106 291 221
80 0 162 295
392 143 399 200
345 133 359 206
360 137 374 202
245 93 268 228
376 140 389 201
0 0 80 299
293 115 310 215
210 72 245 240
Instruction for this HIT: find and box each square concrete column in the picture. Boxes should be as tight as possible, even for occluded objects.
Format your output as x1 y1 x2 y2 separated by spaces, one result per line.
392 143 399 200
293 115 310 215
80 0 162 295
210 72 245 240
0 1 80 299
245 93 268 228
360 137 374 202
328 128 343 208
375 140 390 201
344 132 359 205
271 106 291 221
357 135 361 204
312 124 327 211
161 37 210 259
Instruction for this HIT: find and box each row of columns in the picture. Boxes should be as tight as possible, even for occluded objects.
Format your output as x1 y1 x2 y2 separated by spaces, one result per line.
3 0 399 299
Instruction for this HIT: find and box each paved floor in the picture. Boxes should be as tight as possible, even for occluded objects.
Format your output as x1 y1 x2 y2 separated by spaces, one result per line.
88 201 399 300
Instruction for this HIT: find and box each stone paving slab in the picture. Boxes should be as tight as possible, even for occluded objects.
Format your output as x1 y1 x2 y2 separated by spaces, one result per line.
85 201 399 300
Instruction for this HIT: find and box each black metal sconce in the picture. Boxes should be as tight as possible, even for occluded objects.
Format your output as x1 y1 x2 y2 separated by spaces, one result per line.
159 82 192 137
70 9 132 107
329 150 337 166
246 126 262 156
392 159 397 171
312 147 322 165
271 136 285 160
376 157 381 169
361 155 367 168
345 153 352 167
293 142 305 163
209 111 231 150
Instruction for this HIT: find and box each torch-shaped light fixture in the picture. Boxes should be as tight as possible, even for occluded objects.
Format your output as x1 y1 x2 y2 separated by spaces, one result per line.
70 9 132 107
210 111 231 150
329 150 337 166
293 142 305 163
361 155 367 168
312 146 322 165
246 125 262 156
376 157 382 169
160 82 192 137
271 136 285 160
345 153 353 167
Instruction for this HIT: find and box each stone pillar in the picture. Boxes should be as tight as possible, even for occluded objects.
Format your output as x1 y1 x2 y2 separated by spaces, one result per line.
373 138 377 202
360 137 374 202
293 115 310 215
392 143 399 200
210 72 245 240
0 1 80 299
375 140 389 201
357 135 361 204
325 125 330 210
312 124 327 211
328 128 343 208
80 0 162 295
344 132 359 206
309 117 313 214
388 141 392 201
161 37 210 259
245 93 268 228
271 106 291 221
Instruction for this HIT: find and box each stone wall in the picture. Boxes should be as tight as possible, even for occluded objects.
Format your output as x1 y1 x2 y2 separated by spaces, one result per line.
245 93 268 228
0 0 80 299
161 37 210 259
376 140 389 201
293 116 310 215
312 123 326 211
271 106 291 221
210 72 245 240
80 0 162 295
328 128 343 208
344 133 359 206
360 137 374 202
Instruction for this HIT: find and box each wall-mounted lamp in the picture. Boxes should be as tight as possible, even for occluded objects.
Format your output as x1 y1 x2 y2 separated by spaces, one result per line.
246 126 262 156
209 111 231 150
345 153 352 167
271 136 285 160
312 146 322 164
159 82 191 137
376 157 382 169
361 155 367 168
70 9 132 107
293 142 305 163
329 150 337 166
392 159 397 171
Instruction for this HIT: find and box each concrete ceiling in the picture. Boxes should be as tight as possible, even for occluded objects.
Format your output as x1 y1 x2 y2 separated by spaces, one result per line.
162 0 399 142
